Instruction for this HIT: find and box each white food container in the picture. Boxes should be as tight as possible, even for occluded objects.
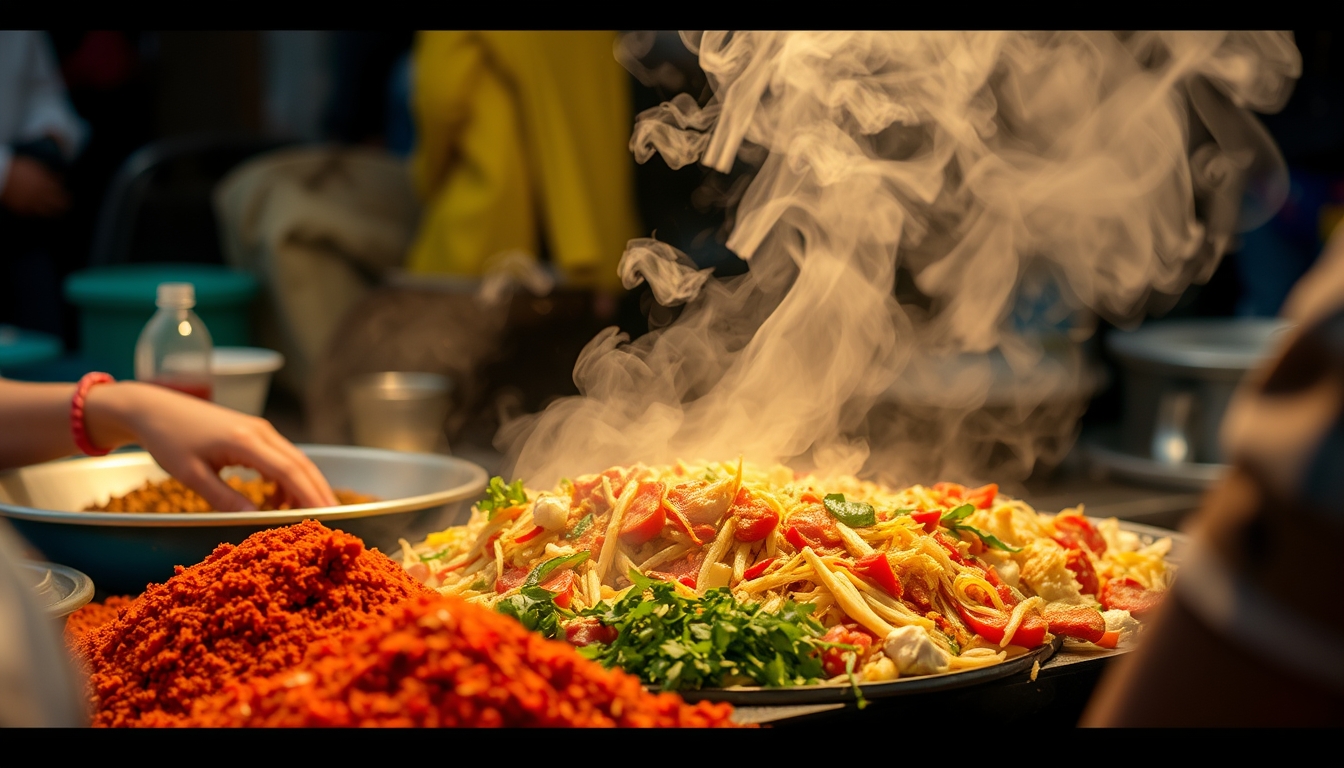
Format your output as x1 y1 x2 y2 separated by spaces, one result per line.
211 347 285 416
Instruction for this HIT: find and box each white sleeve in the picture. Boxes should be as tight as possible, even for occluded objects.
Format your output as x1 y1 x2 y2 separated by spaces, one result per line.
16 32 88 161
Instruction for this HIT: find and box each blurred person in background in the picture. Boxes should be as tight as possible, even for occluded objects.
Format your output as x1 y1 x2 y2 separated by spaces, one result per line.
406 30 641 303
0 31 88 341
1083 228 1344 727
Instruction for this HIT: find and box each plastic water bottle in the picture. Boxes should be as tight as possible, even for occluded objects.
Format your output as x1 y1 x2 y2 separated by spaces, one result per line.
134 282 214 400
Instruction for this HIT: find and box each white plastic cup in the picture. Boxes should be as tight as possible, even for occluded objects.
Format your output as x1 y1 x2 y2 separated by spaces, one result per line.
211 347 285 416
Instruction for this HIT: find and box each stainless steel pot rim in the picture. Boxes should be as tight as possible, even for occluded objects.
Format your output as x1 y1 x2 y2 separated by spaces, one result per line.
0 445 488 529
1107 318 1294 373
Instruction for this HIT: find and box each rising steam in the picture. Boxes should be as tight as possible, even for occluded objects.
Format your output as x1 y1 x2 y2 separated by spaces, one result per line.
499 31 1301 489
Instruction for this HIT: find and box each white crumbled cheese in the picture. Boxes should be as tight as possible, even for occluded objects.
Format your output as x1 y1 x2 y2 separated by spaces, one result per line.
1102 609 1142 646
532 493 570 531
702 562 733 590
883 626 951 676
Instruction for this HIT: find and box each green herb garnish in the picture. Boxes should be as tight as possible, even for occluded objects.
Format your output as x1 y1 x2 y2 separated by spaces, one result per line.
939 503 1021 552
565 512 595 540
574 569 836 692
823 493 877 528
525 552 590 588
477 476 528 520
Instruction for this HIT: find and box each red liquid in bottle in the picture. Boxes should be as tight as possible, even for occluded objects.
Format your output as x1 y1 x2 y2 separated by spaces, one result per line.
150 378 213 401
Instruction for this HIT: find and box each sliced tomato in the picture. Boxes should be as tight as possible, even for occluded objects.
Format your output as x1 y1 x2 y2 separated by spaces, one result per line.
852 553 902 598
965 483 998 510
784 506 844 554
1100 577 1163 619
569 467 629 512
494 565 530 593
1042 604 1106 643
564 616 618 647
1065 548 1100 596
619 481 667 546
1095 630 1121 649
819 624 876 678
954 603 1049 648
933 482 966 502
539 569 578 609
730 487 780 542
1053 513 1107 555
742 557 777 581
799 490 824 504
647 550 705 590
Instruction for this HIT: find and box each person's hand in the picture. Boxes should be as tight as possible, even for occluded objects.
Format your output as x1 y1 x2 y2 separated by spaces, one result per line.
84 382 340 512
0 155 70 217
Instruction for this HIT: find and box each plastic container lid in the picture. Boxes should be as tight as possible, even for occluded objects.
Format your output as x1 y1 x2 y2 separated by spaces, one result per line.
156 282 196 309
65 264 257 310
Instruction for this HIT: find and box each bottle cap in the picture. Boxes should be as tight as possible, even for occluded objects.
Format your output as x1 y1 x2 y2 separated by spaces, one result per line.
156 282 196 309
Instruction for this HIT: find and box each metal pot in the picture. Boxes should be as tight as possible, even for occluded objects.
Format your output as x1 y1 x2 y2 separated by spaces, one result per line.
1106 318 1293 467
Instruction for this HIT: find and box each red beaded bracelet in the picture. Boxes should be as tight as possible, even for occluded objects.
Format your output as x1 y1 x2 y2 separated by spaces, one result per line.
71 372 115 457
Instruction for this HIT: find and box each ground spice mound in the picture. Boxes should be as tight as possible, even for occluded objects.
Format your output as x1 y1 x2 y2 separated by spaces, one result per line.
64 595 134 647
74 519 435 727
186 594 744 728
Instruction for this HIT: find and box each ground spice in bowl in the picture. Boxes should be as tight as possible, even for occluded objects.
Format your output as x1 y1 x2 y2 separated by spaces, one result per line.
73 519 433 727
185 594 742 728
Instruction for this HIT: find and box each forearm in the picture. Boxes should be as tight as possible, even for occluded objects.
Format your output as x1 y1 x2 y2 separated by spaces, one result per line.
0 380 80 468
0 379 149 469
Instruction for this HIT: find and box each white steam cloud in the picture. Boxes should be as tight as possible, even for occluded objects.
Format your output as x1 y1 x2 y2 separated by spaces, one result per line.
499 31 1301 489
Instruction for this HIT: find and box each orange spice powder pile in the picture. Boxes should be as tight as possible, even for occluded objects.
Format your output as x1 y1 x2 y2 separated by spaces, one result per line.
64 595 134 647
74 520 434 727
186 594 742 728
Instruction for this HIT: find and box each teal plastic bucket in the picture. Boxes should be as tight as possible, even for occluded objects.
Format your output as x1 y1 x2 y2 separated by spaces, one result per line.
0 326 63 376
64 264 258 381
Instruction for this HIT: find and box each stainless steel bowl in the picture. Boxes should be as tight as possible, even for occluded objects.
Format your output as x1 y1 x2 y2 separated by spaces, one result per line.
1107 318 1293 467
0 445 488 594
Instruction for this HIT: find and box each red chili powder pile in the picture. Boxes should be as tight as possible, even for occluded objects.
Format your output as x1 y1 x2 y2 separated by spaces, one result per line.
64 595 135 647
74 519 434 727
185 594 743 728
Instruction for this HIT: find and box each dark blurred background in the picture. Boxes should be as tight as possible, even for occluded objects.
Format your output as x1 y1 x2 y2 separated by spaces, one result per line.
4 31 1343 470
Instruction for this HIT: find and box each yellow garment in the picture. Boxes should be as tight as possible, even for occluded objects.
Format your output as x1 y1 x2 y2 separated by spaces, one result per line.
408 31 641 293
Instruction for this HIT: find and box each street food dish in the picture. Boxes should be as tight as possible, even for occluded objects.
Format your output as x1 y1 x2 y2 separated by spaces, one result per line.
398 460 1175 692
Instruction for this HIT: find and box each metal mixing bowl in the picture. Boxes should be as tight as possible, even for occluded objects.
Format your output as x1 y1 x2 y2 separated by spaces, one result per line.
0 445 488 594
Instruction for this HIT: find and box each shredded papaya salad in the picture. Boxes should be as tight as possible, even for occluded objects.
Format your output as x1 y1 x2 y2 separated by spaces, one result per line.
398 460 1173 689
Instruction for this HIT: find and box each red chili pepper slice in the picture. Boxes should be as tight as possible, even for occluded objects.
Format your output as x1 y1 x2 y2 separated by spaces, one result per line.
954 603 1048 648
852 553 902 598
514 525 545 544
742 557 777 581
911 509 942 532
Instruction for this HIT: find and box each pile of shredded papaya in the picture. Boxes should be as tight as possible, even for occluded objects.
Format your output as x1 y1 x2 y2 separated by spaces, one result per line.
69 519 740 728
186 594 740 727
